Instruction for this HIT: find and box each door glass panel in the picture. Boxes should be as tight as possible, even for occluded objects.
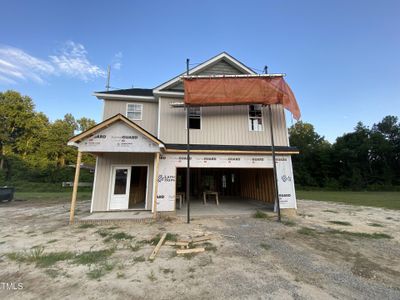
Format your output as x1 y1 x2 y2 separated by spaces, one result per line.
114 169 128 195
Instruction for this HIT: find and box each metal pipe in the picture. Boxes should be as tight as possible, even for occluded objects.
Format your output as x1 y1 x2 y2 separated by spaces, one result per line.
268 104 281 222
186 58 191 224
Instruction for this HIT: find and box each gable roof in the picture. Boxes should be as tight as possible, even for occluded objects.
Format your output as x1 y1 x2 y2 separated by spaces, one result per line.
153 52 256 93
68 113 164 147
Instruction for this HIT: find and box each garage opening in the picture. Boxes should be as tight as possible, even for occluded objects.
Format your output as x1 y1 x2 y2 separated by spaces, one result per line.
175 168 275 214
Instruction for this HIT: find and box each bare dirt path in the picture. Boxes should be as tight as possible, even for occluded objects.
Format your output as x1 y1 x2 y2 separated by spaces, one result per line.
0 199 399 299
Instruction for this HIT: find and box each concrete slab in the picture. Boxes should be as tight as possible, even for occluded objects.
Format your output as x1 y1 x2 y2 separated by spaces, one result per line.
79 210 153 224
176 197 273 218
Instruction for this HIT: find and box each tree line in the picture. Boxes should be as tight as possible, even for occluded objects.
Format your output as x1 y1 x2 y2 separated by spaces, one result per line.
289 117 400 190
0 90 95 187
1 89 399 191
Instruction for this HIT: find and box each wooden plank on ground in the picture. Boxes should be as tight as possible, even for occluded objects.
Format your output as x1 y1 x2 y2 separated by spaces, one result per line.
165 241 189 247
149 233 167 261
176 248 205 255
191 235 213 243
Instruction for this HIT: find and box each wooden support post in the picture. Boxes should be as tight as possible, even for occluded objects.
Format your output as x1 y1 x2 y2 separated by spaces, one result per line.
186 58 191 224
268 105 281 222
69 151 82 224
152 152 160 219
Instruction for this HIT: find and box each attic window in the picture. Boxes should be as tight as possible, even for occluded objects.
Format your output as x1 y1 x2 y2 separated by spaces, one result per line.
248 104 263 131
188 107 201 129
126 103 143 120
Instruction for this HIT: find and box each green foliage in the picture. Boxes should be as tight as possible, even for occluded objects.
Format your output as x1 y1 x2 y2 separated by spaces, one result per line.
289 116 400 190
0 90 96 186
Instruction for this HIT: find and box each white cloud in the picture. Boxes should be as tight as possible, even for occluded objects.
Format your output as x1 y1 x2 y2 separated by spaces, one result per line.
50 41 106 81
0 41 106 84
111 51 122 70
0 46 55 84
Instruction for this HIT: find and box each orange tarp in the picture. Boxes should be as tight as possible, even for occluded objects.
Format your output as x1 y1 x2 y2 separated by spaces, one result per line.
183 77 301 120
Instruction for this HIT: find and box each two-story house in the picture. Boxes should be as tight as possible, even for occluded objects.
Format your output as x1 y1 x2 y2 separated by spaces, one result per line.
68 52 299 220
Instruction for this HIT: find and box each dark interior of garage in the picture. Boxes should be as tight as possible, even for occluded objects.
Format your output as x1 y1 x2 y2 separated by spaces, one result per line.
176 167 276 204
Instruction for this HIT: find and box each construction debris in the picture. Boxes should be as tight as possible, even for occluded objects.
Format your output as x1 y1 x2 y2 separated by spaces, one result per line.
176 248 205 255
149 233 167 261
164 241 190 248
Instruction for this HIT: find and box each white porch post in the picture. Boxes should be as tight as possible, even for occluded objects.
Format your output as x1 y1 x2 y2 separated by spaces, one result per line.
152 152 160 218
69 151 82 224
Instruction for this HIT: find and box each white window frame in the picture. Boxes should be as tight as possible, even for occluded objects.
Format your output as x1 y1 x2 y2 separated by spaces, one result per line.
186 107 202 130
248 104 264 132
126 103 143 121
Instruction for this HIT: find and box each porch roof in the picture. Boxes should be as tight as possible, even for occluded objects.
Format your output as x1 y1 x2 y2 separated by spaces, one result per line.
68 114 164 153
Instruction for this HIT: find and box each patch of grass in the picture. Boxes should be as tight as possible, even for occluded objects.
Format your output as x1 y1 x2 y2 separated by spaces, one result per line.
253 210 269 219
281 219 296 227
329 221 352 226
183 253 197 260
36 251 75 268
0 241 5 245
368 223 384 227
203 242 217 252
147 270 157 282
297 227 318 236
323 209 338 214
47 239 58 244
107 226 119 230
104 232 134 242
327 229 392 239
7 247 75 268
96 229 111 238
74 249 115 265
161 268 174 274
297 190 400 210
42 229 56 234
165 233 178 242
133 255 146 263
260 243 271 250
79 223 96 229
117 272 125 278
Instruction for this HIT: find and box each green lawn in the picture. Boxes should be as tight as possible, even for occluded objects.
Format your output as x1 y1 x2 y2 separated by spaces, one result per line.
14 190 92 202
296 190 400 210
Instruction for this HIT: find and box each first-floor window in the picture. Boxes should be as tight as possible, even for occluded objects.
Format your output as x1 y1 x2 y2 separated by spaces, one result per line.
248 104 263 131
188 107 201 129
127 103 143 120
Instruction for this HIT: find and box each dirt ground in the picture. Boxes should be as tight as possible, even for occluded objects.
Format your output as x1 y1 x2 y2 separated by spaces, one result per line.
0 198 399 300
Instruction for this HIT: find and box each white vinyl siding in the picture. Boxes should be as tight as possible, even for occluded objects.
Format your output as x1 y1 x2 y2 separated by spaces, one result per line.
126 103 143 120
248 104 263 131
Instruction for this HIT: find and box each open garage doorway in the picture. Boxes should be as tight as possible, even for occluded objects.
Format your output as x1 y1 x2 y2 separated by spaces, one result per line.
175 168 275 216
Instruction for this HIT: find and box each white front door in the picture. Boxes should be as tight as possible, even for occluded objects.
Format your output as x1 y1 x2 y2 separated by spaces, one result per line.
109 166 131 210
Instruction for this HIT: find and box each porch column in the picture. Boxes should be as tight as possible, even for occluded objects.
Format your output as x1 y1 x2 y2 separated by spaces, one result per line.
69 151 82 224
152 152 160 218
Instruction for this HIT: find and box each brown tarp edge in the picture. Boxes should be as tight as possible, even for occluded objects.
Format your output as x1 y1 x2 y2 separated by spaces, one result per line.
183 77 301 120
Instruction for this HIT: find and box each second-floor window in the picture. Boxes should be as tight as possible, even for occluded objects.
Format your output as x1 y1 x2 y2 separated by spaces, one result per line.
248 104 263 131
188 107 201 129
126 103 143 120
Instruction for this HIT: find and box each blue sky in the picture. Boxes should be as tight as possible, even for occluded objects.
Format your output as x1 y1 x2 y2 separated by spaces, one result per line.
0 0 399 142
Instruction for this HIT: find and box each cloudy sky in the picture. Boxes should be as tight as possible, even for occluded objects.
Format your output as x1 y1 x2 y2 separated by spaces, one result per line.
0 0 399 141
